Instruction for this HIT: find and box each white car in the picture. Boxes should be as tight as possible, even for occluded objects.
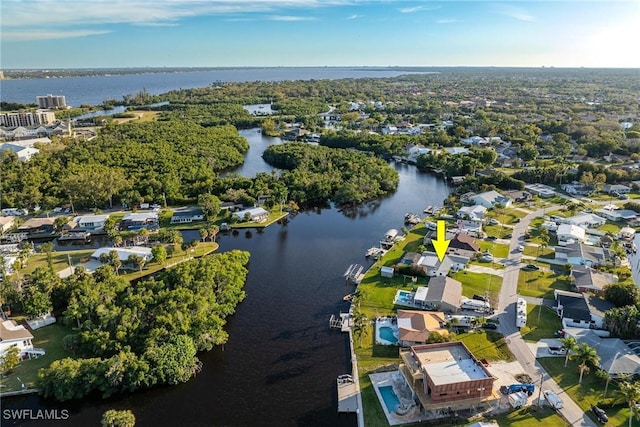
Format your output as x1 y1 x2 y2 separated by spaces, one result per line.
517 245 524 252
548 346 567 355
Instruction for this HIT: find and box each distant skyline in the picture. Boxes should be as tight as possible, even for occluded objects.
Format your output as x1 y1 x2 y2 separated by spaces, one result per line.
2 0 639 69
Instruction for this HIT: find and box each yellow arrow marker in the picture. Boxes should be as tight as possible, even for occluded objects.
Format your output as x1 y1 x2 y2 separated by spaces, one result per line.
431 220 451 262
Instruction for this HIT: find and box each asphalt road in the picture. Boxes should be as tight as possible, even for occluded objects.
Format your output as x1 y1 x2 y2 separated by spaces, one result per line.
496 205 598 427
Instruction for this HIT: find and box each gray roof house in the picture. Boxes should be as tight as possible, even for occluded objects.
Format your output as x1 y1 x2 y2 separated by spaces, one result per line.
170 206 204 224
554 290 614 329
571 265 617 297
555 242 608 267
565 328 640 377
422 276 462 313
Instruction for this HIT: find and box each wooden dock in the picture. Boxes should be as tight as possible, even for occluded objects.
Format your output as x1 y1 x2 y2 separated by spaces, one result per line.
337 374 358 413
329 313 353 332
343 264 364 285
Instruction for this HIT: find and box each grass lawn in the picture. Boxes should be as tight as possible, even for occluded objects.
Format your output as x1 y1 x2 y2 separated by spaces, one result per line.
20 249 95 276
518 269 572 299
598 222 624 235
456 330 515 362
1 323 72 393
230 211 288 228
451 270 502 301
486 208 527 225
483 224 513 239
538 358 640 427
487 406 568 427
112 110 159 124
477 241 509 258
520 306 562 342
523 245 555 259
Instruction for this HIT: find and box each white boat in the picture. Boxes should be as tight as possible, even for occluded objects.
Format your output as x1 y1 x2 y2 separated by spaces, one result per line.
365 247 382 257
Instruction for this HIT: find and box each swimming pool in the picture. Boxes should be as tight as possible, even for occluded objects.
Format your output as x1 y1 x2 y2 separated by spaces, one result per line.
394 290 414 306
379 326 398 344
379 385 401 413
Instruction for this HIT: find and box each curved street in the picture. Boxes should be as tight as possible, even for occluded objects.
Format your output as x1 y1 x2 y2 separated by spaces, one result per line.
496 204 597 427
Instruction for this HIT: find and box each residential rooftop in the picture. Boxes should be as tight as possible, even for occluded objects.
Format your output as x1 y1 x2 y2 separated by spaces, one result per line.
412 342 491 386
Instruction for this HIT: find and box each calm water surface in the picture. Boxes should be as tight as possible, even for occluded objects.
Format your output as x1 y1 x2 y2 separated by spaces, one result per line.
4 132 450 427
0 68 432 106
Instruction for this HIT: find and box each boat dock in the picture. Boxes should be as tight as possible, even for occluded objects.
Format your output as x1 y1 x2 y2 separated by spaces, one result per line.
337 374 358 413
329 312 353 332
343 264 364 285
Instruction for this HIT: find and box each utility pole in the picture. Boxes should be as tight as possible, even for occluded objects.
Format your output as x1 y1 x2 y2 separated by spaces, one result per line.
537 373 544 408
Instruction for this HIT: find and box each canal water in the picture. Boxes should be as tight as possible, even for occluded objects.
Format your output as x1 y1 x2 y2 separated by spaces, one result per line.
5 131 451 427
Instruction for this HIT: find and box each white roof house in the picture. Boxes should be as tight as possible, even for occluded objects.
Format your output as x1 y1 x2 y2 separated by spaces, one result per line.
457 205 487 220
565 213 606 228
91 246 153 262
470 191 512 209
0 144 40 161
556 224 586 244
233 207 270 222
444 147 470 155
76 214 110 231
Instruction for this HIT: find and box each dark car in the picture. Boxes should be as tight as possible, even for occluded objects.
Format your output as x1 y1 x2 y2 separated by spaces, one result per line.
522 264 540 271
486 236 497 241
591 405 608 423
473 294 488 302
482 323 498 330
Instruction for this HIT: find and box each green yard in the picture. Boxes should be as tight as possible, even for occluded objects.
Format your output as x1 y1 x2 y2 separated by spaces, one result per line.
487 406 568 427
518 269 572 299
538 358 640 427
523 245 555 258
477 241 509 258
520 305 562 342
1 323 72 393
456 330 515 362
229 211 289 228
483 224 513 239
20 249 95 276
451 270 502 301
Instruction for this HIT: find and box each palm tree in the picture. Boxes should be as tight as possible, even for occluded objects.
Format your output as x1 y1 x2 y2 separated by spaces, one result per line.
616 380 640 427
351 311 368 347
560 336 578 367
570 342 600 384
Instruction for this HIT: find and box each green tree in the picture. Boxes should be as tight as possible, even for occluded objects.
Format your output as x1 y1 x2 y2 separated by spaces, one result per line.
151 246 167 265
0 346 20 375
127 254 145 273
616 380 640 427
23 285 52 318
197 194 221 221
38 242 55 272
570 342 600 384
101 409 136 427
560 335 579 368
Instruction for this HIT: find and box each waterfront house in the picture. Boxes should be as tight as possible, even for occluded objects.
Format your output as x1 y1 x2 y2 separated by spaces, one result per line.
17 217 56 238
396 310 448 347
454 219 483 238
92 246 153 264
571 265 617 297
398 342 497 411
556 224 587 245
416 252 468 277
170 206 204 224
469 191 512 209
554 290 614 329
233 207 269 223
555 242 608 267
0 320 35 359
420 276 463 313
119 212 159 231
76 214 110 231
565 328 640 377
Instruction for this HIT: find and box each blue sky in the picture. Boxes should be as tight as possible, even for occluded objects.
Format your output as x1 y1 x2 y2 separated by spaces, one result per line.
1 0 639 68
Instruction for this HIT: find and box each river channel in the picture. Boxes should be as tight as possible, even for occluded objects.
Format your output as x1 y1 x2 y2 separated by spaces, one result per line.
4 129 451 427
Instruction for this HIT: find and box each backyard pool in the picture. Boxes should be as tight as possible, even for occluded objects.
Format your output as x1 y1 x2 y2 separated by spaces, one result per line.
375 317 399 345
379 386 401 413
394 290 415 306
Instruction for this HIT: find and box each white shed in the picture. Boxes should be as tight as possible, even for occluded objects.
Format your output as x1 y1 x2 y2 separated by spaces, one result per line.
381 266 394 278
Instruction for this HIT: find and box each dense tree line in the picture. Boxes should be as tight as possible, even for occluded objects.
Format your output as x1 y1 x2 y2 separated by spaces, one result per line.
36 251 250 401
262 143 398 205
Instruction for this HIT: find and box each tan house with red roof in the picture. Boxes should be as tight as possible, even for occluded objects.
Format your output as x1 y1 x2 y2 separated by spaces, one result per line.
397 310 448 347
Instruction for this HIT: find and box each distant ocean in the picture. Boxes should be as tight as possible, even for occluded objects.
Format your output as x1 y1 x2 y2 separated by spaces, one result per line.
0 67 432 106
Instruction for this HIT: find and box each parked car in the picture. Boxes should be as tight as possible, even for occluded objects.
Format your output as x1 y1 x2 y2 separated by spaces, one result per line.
619 194 629 200
489 218 500 225
591 405 608 423
543 390 563 409
548 346 567 355
522 264 540 271
517 245 524 252
504 233 512 238
473 294 488 302
486 235 497 241
482 323 498 330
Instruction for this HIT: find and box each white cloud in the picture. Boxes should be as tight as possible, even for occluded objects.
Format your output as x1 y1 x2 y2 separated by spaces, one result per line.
347 14 363 20
2 30 112 41
399 5 429 14
268 15 315 21
436 18 458 24
494 4 535 22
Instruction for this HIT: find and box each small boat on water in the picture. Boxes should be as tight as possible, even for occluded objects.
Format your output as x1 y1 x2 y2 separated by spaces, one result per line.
404 213 421 225
423 205 433 214
365 247 382 257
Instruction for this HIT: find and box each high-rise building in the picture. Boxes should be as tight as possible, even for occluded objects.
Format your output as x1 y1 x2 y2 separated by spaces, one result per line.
36 94 67 109
0 110 56 127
